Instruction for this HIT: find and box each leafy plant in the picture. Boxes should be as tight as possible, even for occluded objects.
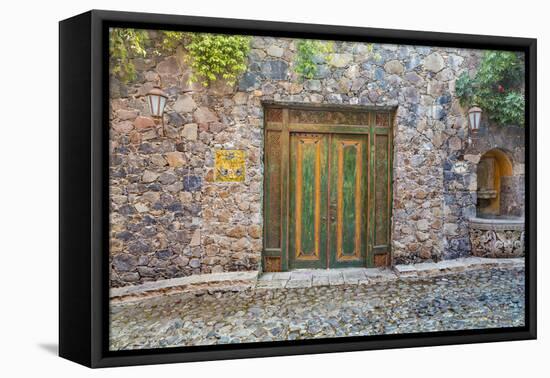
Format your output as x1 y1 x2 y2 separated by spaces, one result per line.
109 28 149 83
456 51 525 126
185 34 251 86
293 40 334 80
159 31 188 52
109 29 251 87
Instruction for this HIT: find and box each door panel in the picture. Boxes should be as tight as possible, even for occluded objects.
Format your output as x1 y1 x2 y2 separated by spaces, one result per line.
329 135 368 268
263 108 392 272
373 133 391 256
289 133 329 269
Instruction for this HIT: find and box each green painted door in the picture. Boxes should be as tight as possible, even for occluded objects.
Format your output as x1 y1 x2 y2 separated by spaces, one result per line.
328 134 368 268
289 133 329 269
263 107 392 272
289 133 369 269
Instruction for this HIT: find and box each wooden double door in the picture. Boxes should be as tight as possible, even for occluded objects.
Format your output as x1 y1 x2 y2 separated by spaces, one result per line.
263 106 392 272
289 133 367 269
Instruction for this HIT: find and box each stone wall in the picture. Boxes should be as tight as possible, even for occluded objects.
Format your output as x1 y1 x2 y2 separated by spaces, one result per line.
109 33 524 287
441 121 525 260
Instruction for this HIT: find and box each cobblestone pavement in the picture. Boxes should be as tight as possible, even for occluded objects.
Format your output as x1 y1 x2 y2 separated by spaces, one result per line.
110 267 524 351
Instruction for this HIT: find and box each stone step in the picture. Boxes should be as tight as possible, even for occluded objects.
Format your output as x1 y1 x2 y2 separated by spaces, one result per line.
393 257 525 278
110 271 259 302
110 257 525 302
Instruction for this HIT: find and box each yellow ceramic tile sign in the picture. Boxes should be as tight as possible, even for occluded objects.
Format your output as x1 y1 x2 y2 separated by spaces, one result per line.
214 150 246 182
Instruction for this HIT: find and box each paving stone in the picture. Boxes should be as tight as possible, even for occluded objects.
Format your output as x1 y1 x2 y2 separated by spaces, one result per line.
343 271 366 284
286 279 312 289
257 279 287 289
312 270 331 278
291 271 314 280
437 260 464 270
110 267 525 351
363 268 393 278
328 272 344 286
271 272 291 280
394 264 417 276
413 262 440 276
312 276 329 286
258 273 274 281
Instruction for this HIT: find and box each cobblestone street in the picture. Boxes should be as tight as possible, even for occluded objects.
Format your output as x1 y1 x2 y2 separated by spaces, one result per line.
110 267 524 351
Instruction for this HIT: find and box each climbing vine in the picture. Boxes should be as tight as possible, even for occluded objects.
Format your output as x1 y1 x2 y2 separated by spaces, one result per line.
159 31 188 52
456 51 525 126
184 33 251 86
109 28 149 83
293 40 334 80
109 28 251 86
292 40 380 81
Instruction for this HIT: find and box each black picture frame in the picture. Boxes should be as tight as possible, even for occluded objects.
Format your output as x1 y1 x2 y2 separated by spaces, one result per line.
59 9 537 368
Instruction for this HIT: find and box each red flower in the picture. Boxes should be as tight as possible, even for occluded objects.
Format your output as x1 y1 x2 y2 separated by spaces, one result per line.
498 84 505 93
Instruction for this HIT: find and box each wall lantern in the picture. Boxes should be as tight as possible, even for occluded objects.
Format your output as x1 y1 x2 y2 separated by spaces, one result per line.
468 105 482 133
146 86 168 135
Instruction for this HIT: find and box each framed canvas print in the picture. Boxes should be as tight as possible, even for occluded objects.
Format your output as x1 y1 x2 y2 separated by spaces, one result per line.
59 10 536 368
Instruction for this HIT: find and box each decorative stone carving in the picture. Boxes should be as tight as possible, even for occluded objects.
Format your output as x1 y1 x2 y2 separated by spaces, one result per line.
468 217 524 258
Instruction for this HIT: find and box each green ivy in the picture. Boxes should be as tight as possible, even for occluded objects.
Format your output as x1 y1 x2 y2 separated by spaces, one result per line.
109 30 251 87
185 33 251 86
109 28 149 83
293 40 334 81
159 31 188 52
456 51 525 126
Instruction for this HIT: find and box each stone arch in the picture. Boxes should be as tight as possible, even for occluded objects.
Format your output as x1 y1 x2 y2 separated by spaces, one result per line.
476 148 514 216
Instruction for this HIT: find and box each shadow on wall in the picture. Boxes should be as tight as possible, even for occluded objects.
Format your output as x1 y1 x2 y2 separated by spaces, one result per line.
476 148 514 217
468 147 525 258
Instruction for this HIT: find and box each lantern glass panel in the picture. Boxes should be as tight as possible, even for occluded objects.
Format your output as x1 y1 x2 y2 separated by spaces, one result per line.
159 96 167 116
147 94 167 117
147 95 156 116
469 109 481 131
469 111 476 130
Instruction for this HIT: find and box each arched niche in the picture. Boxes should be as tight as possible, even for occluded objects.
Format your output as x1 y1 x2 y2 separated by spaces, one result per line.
476 148 513 216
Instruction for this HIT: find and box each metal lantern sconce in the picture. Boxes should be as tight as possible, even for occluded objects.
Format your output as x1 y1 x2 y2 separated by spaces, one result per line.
468 105 482 133
146 86 168 136
466 105 482 147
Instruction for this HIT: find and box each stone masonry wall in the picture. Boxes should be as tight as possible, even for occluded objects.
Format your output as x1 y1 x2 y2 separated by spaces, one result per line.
442 121 525 260
109 33 524 287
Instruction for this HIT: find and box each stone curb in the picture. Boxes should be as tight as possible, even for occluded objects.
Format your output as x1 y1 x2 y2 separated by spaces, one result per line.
393 257 524 278
110 257 524 303
254 257 524 290
110 271 259 302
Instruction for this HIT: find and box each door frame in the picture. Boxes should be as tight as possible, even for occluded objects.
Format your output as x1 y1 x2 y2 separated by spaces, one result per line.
262 102 394 272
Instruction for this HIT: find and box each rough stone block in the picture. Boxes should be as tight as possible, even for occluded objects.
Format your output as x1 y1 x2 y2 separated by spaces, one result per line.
394 264 417 276
181 123 198 140
312 276 329 287
423 52 445 72
134 116 155 130
384 60 404 75
328 272 345 285
173 94 197 113
193 107 218 123
286 279 311 289
290 271 313 280
165 151 186 167
182 175 202 192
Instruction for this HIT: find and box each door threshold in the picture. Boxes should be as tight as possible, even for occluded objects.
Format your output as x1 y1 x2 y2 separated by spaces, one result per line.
287 267 377 273
258 266 395 288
